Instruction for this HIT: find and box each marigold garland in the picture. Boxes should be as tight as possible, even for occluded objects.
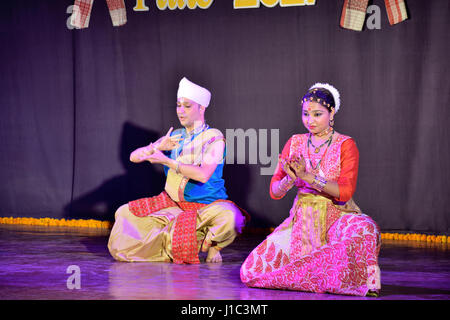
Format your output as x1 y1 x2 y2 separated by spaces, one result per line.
381 232 449 244
0 217 448 244
0 217 112 229
243 228 448 243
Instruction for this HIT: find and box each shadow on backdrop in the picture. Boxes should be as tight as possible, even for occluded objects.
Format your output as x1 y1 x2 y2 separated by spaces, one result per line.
64 122 258 228
64 122 165 221
223 163 273 229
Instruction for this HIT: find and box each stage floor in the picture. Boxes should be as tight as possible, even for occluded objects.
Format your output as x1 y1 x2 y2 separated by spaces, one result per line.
0 224 449 300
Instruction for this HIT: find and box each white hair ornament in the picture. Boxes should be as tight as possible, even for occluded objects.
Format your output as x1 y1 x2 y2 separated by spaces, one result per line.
309 83 341 113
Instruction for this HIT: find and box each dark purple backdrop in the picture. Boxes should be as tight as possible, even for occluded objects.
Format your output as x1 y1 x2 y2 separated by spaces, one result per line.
0 0 448 233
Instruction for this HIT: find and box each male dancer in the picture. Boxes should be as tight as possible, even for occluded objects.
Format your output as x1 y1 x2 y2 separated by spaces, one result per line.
108 77 246 263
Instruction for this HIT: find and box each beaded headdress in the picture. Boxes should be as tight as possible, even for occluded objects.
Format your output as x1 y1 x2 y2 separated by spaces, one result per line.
301 83 341 113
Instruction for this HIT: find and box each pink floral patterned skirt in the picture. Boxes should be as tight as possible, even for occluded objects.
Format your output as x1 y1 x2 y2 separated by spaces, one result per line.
240 194 381 296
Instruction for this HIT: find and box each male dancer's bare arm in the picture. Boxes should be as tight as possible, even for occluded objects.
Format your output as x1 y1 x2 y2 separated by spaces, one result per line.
129 127 182 163
149 140 225 184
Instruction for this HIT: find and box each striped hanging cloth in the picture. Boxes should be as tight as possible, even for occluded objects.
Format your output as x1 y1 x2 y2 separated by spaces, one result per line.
70 0 127 29
384 0 408 25
340 0 408 31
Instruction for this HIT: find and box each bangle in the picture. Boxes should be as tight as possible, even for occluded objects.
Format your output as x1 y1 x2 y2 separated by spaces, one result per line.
279 176 294 193
311 175 327 191
175 161 181 174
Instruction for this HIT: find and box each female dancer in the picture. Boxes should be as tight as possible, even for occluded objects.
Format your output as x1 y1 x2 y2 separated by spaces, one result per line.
240 83 381 297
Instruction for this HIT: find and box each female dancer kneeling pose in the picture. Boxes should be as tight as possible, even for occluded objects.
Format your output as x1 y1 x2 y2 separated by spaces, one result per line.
240 83 381 297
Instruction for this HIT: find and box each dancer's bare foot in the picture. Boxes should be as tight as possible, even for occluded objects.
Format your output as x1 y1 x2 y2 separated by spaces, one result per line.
206 246 222 263
201 240 211 253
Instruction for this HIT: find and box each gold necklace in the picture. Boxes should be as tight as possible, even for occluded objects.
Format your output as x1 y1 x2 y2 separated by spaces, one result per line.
307 130 334 169
309 128 334 153
309 135 332 153
316 126 333 137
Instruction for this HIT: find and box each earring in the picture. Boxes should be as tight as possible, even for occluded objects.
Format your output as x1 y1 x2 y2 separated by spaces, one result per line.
329 118 335 127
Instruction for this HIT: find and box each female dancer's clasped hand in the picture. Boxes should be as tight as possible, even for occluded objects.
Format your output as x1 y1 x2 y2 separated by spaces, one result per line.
279 154 306 182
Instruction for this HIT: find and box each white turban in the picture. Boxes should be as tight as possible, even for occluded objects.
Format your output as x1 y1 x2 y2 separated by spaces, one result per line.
177 77 211 108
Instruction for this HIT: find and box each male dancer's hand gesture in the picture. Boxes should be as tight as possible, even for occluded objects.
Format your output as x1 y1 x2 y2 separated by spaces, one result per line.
154 127 183 151
130 127 183 163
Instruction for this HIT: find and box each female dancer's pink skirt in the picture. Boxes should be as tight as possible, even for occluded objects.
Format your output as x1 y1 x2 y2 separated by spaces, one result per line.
240 212 381 296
